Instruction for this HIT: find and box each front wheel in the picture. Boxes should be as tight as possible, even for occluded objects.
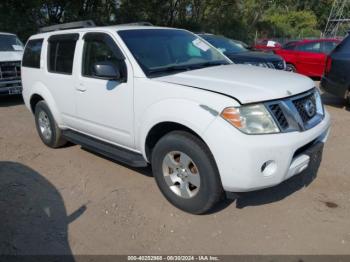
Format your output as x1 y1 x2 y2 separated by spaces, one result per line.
151 131 224 214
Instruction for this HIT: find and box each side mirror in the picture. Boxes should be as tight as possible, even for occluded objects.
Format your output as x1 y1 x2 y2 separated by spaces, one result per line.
93 61 121 80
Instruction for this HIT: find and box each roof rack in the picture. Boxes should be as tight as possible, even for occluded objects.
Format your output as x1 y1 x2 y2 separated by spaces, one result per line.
39 20 96 33
118 22 153 26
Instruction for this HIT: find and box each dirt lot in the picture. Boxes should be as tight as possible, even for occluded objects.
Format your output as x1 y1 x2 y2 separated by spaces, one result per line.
0 86 350 256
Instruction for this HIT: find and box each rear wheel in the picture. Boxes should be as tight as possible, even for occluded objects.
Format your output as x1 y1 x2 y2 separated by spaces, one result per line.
286 63 296 72
151 131 224 214
34 101 66 148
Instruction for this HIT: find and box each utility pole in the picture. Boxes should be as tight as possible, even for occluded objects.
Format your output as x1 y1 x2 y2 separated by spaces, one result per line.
323 0 350 38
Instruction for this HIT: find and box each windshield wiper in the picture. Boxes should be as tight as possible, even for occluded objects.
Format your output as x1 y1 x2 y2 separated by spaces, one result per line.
148 65 191 76
190 61 228 69
148 61 228 76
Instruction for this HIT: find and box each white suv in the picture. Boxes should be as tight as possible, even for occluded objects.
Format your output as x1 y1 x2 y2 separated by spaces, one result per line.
22 23 330 214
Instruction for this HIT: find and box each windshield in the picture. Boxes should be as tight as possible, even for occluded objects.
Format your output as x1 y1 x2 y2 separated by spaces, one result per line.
0 34 24 52
118 29 230 76
200 35 247 54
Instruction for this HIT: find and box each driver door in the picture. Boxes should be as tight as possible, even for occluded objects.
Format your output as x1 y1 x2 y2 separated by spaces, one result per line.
74 32 134 148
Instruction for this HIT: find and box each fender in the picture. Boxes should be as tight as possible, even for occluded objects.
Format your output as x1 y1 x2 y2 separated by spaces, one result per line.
136 98 220 159
28 82 63 125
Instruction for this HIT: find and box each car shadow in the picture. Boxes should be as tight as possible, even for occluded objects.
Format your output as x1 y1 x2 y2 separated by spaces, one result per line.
0 95 24 107
0 161 86 260
321 92 350 111
235 149 323 209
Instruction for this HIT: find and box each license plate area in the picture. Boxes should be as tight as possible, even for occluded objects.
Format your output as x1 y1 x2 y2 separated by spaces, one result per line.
8 86 22 95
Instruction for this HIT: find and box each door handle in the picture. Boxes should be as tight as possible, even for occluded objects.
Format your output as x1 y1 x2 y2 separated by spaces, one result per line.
76 83 86 92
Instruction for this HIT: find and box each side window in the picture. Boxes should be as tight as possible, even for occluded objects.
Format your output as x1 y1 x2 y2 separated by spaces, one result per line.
22 39 43 68
323 41 338 54
296 42 321 53
82 33 126 80
48 34 78 74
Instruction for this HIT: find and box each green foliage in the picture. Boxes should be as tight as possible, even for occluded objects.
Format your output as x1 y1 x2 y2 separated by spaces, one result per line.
0 0 347 43
263 10 320 38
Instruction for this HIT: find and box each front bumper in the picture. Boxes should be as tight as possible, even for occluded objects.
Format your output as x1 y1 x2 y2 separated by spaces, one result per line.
0 80 22 96
203 111 331 192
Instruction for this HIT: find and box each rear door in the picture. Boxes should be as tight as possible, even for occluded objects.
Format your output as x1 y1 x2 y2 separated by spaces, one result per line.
45 33 79 126
295 41 325 77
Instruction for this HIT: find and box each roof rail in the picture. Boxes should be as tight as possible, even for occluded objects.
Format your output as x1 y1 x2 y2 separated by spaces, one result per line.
39 20 96 33
118 22 153 26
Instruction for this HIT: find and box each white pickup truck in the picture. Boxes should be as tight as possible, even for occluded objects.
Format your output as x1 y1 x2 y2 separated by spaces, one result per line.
0 32 23 96
21 23 330 214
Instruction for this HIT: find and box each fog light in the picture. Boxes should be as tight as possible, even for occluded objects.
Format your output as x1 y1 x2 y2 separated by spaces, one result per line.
261 160 277 177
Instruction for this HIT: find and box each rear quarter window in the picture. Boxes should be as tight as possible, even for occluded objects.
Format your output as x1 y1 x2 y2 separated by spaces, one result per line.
22 39 43 68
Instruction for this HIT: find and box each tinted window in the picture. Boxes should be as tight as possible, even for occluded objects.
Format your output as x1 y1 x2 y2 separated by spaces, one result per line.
82 33 126 79
296 42 321 53
48 34 78 74
22 39 43 68
118 29 228 76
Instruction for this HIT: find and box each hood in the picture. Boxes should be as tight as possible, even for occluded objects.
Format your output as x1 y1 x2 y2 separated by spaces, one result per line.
225 51 282 63
154 64 314 104
0 51 23 62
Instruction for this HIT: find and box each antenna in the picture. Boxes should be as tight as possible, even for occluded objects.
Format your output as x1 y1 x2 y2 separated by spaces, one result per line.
323 0 350 38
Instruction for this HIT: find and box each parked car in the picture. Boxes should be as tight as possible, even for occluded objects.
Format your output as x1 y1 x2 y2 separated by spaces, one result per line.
321 34 350 104
253 39 282 52
199 34 286 70
274 39 340 78
22 22 330 214
0 33 23 96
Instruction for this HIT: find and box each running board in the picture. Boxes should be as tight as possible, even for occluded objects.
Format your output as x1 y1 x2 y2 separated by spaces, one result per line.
62 130 148 167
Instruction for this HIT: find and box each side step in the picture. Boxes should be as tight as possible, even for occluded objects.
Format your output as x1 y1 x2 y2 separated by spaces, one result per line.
62 130 148 167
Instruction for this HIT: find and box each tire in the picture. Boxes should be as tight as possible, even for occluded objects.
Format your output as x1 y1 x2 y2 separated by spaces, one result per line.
286 63 296 72
151 131 224 214
346 90 350 105
34 101 66 148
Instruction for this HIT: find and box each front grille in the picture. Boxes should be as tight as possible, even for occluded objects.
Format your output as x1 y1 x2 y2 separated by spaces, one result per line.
0 61 21 81
266 89 323 132
271 60 285 70
269 104 289 130
292 93 316 123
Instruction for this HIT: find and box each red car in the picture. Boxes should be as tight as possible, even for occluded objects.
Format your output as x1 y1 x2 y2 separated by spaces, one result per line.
274 39 340 78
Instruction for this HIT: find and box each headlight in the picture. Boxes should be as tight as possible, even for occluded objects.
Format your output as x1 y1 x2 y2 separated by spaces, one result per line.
221 104 280 134
243 61 269 68
314 89 324 115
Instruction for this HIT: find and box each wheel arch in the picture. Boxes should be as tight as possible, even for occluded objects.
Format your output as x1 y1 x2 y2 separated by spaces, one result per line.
144 121 207 161
28 83 63 125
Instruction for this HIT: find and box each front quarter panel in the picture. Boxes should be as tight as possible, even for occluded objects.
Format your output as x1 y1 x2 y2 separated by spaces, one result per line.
134 78 239 159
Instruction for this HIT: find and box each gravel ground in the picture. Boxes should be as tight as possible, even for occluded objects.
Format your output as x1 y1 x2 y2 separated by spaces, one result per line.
0 86 349 256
